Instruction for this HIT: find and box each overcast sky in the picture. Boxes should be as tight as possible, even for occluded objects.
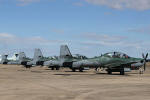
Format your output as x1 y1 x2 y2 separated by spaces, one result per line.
0 0 150 57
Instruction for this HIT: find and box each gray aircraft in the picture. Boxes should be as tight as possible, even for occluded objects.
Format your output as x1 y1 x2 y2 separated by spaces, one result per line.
7 52 30 65
0 53 20 64
44 45 71 70
24 48 45 68
2 48 51 68
44 45 88 70
0 55 8 64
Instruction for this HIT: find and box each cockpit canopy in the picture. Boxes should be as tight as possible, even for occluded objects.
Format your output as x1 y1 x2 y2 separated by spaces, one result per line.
103 52 130 58
73 54 88 59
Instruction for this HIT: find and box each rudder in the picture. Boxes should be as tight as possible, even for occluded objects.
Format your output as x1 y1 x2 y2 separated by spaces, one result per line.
33 48 43 61
60 45 72 58
19 52 26 61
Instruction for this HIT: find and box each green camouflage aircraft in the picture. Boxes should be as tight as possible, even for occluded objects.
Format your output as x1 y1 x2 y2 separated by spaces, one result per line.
92 52 148 75
45 45 148 75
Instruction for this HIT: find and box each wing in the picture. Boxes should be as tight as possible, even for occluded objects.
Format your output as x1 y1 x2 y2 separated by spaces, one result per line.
44 60 60 66
104 61 138 68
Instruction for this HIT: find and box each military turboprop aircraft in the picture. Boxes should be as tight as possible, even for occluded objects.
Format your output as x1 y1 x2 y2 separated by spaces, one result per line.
7 53 19 61
44 45 148 75
6 48 54 68
94 52 149 75
24 48 50 68
7 52 31 65
44 45 88 70
0 54 8 64
0 53 19 64
2 49 48 68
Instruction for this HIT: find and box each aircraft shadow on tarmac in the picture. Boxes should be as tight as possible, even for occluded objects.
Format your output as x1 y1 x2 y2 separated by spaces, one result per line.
44 69 50 70
17 69 132 76
54 72 131 76
96 73 131 76
30 71 43 73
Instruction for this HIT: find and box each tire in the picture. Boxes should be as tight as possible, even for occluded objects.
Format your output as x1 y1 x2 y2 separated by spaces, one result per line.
120 71 125 75
72 68 76 72
51 67 54 70
25 65 31 69
56 67 60 70
107 70 112 74
79 67 83 72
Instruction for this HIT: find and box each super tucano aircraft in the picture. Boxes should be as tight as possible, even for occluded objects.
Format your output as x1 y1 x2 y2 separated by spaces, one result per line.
0 49 48 68
44 45 149 75
44 45 88 70
7 52 31 65
24 48 44 68
0 54 9 64
24 48 53 68
0 53 19 64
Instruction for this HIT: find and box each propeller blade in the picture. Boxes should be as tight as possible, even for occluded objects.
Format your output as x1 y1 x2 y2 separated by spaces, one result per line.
142 53 145 58
142 53 148 71
146 53 148 59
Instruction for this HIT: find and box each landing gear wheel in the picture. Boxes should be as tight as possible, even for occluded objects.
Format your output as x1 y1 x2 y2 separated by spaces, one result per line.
72 68 76 72
79 67 83 72
120 71 125 75
139 67 144 74
51 67 54 70
25 65 31 69
56 67 60 70
107 71 112 74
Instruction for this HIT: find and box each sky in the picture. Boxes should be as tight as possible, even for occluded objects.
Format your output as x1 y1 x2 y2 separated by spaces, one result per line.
0 0 150 58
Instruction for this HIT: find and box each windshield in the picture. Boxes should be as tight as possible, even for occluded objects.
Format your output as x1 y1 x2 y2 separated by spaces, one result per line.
73 54 88 59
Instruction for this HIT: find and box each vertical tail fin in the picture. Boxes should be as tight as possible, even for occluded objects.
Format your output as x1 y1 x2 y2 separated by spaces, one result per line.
33 48 43 61
2 55 8 60
1 54 8 64
60 45 72 58
19 52 26 61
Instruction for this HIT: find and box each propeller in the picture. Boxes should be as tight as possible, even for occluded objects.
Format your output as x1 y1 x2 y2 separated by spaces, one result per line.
142 53 148 71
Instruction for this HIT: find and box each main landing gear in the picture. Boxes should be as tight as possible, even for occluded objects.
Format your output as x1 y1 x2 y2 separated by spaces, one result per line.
50 66 60 70
107 68 125 75
72 67 84 72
